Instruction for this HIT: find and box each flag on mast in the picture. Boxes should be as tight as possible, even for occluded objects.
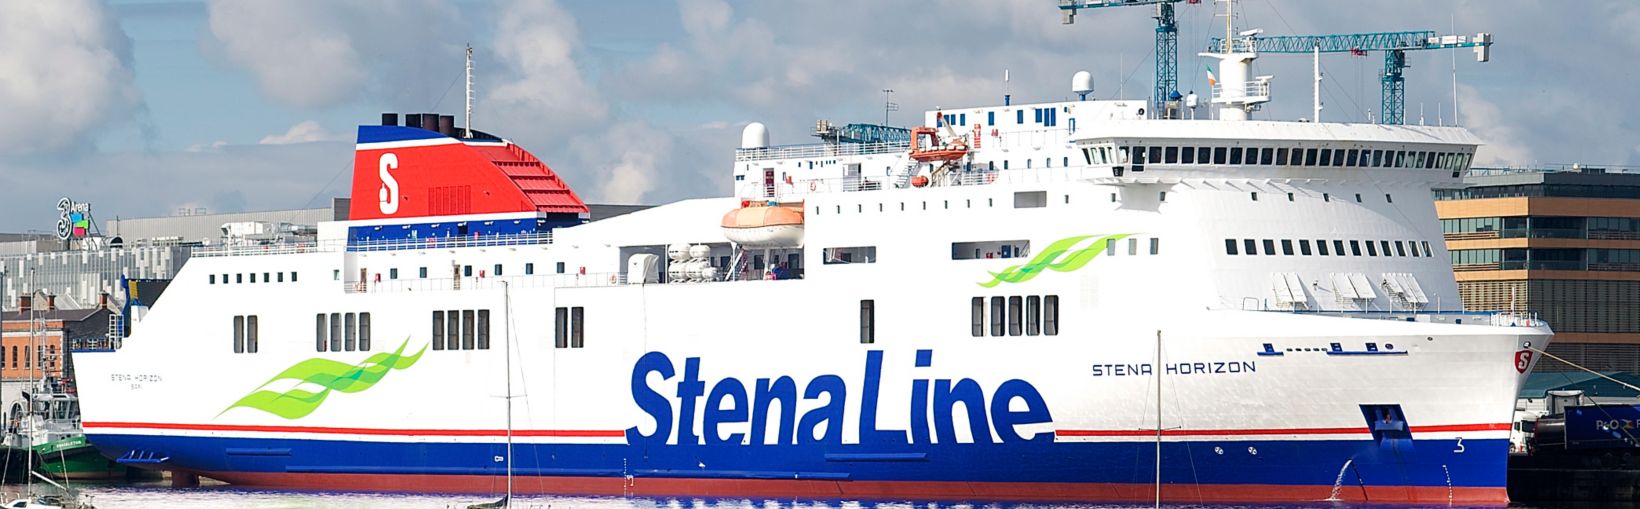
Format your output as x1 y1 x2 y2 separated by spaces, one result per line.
1206 66 1218 88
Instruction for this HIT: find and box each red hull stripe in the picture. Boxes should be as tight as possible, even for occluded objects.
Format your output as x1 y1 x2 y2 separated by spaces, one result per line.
80 422 624 438
208 471 1510 505
1054 422 1509 437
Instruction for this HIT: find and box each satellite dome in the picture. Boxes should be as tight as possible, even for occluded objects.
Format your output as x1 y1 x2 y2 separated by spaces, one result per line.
1072 71 1094 99
741 122 769 149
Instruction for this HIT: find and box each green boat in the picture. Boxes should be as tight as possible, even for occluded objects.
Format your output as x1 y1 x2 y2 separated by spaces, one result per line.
31 435 124 481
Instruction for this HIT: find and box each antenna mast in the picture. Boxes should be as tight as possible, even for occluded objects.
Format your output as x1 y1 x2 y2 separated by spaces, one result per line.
464 45 474 139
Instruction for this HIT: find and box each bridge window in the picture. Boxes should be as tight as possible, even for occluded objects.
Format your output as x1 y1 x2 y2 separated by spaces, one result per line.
1281 239 1294 255
1346 149 1359 166
1164 146 1178 164
1275 148 1289 166
1395 241 1408 257
1244 239 1258 255
1213 147 1227 165
1343 240 1356 256
1331 149 1345 166
1225 239 1239 255
1304 148 1318 166
1381 240 1394 257
1180 146 1196 164
1229 147 1243 165
1262 239 1276 256
1316 239 1330 256
1260 147 1274 165
1365 241 1379 257
1317 149 1332 167
1299 240 1312 256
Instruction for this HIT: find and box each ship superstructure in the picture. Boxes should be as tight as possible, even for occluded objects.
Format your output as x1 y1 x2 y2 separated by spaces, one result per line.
73 25 1548 505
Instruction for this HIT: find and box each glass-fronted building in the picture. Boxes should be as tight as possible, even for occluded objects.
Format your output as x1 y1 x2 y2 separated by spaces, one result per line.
1437 168 1640 373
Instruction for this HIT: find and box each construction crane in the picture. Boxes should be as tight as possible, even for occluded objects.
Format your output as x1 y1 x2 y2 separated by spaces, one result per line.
1060 0 1196 118
1210 30 1492 125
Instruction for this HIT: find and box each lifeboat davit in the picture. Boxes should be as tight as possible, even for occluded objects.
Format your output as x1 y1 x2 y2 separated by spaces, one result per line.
908 126 968 162
721 201 804 247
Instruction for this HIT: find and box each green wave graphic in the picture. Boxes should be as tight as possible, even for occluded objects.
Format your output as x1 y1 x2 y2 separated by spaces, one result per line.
219 338 428 419
978 234 1134 288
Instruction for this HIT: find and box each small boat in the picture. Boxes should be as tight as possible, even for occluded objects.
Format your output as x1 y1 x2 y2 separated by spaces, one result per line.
2 495 65 509
720 201 804 247
907 126 968 162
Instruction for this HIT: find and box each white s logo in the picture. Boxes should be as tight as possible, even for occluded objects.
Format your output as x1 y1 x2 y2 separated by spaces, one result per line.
378 153 400 214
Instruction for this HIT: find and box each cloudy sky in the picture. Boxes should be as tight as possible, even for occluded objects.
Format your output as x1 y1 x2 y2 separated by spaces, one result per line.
0 0 1635 233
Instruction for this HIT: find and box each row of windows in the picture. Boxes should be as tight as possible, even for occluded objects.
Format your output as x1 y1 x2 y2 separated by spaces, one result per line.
3 345 55 370
970 295 1061 337
554 307 585 348
232 315 259 354
1451 248 1640 272
936 107 1067 128
824 246 876 265
212 272 297 285
1088 144 1472 173
1226 238 1434 258
815 191 1066 216
316 312 372 352
1442 216 1640 240
432 310 491 351
1436 184 1640 201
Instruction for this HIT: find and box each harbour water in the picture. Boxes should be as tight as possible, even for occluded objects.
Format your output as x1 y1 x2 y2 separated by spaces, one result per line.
0 483 1598 509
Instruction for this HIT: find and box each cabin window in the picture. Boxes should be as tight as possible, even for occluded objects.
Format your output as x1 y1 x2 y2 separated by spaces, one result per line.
494 264 503 276
388 269 397 280
1262 239 1276 256
1044 295 1060 336
446 309 460 350
859 300 875 344
246 315 258 353
1026 296 1041 336
317 313 328 352
233 316 245 354
359 312 372 350
823 246 876 264
1244 239 1258 255
419 267 428 278
292 272 299 282
462 310 476 350
1394 241 1408 257
1225 239 1239 255
556 262 565 274
1381 240 1394 257
1355 193 1363 203
1365 241 1379 257
525 263 534 275
571 307 586 348
1386 194 1394 203
1335 240 1348 256
1281 239 1294 255
1316 239 1331 256
1128 238 1138 255
432 311 445 351
1299 240 1313 256
476 310 490 350
1150 237 1160 255
210 274 216 284
1007 296 1023 336
463 265 473 277
554 307 569 348
970 297 985 337
1014 191 1047 208
330 312 343 351
345 312 357 351
1422 241 1433 257
990 296 1005 337
237 274 244 284
952 240 1029 260
249 273 256 284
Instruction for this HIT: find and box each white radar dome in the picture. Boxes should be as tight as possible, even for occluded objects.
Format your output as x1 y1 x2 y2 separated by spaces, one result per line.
741 122 769 149
1072 71 1094 99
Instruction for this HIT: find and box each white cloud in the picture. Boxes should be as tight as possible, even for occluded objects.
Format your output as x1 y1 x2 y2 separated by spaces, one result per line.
204 0 464 108
481 0 608 138
0 1 141 154
259 121 339 145
1457 84 1533 166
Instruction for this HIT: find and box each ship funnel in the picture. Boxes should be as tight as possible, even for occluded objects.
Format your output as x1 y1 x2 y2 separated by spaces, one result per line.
381 113 399 126
438 115 455 137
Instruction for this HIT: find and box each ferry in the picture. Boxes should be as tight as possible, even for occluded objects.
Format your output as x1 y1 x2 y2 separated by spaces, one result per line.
73 23 1549 505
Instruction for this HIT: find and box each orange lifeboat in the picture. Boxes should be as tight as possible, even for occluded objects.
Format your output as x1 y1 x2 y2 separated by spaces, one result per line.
721 201 804 247
909 126 968 162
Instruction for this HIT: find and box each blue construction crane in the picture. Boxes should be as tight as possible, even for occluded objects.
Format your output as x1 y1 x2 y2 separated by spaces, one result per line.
1209 30 1492 125
1060 0 1192 118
